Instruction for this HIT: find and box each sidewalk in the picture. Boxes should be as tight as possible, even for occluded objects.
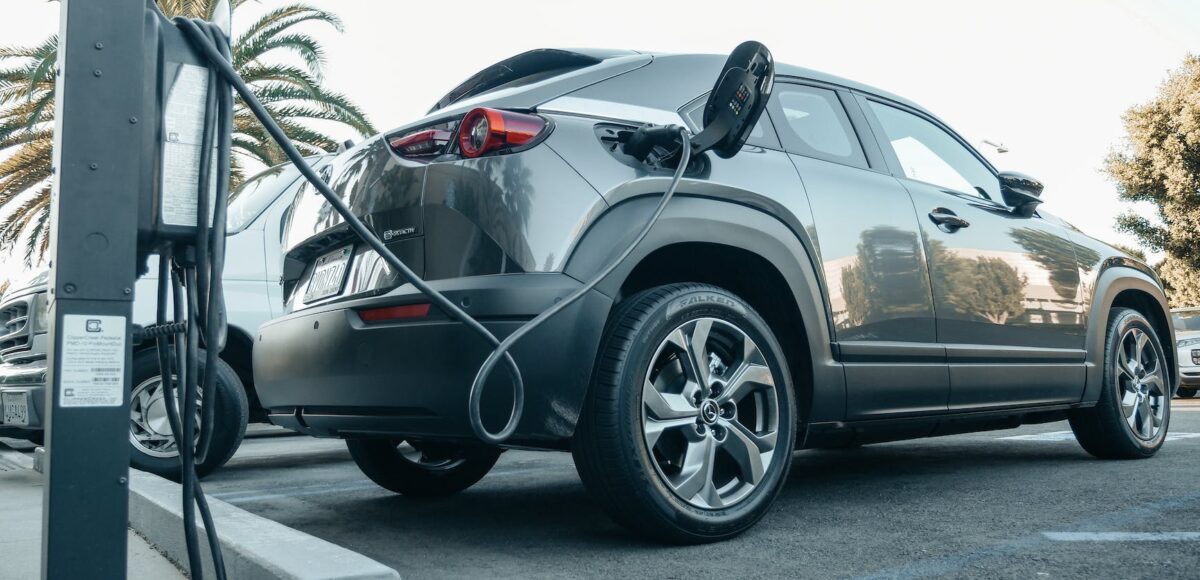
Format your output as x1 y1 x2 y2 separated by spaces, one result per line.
0 446 185 580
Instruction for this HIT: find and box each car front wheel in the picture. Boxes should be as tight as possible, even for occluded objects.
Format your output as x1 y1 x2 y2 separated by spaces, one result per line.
1070 308 1170 459
573 283 797 543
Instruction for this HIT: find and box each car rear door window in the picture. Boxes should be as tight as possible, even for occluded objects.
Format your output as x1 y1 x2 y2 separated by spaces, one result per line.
867 101 1000 200
771 85 867 168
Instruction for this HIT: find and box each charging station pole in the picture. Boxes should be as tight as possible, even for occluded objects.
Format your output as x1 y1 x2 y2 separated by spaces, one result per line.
42 0 146 577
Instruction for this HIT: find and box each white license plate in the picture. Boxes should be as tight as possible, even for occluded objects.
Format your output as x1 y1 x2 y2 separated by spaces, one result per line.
304 245 354 303
2 392 29 426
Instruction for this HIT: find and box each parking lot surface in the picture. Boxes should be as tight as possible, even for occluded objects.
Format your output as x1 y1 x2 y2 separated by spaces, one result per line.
11 403 1200 579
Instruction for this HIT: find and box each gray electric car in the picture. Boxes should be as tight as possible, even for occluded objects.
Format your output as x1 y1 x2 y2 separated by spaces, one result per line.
254 49 1177 542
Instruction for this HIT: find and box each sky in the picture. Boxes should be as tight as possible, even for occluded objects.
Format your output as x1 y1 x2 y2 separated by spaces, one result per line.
2 0 1199 285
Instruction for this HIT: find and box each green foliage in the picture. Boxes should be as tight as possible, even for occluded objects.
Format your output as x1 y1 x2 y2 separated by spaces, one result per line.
1108 243 1148 262
1106 55 1200 307
0 1 376 265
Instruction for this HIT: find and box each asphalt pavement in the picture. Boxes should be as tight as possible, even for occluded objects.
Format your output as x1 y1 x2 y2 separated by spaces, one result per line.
8 404 1200 579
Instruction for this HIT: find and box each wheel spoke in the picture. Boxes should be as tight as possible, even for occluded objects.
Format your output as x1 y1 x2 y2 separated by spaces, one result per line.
720 419 776 485
1121 390 1139 419
1143 374 1166 397
671 435 718 507
644 416 697 448
686 319 713 394
1134 330 1150 365
717 362 774 405
643 377 698 421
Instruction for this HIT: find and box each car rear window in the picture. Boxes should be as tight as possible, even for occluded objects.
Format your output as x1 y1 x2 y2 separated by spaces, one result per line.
770 85 867 168
429 49 603 113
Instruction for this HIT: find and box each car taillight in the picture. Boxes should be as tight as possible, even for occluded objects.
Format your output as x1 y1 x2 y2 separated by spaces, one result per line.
389 129 452 158
458 108 547 158
358 303 432 323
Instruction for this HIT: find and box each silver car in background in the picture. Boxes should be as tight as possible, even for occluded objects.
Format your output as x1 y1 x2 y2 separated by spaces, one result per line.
0 156 329 478
1173 307 1200 398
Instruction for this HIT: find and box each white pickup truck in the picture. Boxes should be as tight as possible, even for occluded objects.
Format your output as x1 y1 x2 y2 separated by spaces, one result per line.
0 157 328 478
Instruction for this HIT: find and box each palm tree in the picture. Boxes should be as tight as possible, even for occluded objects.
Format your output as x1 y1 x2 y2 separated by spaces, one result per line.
0 1 376 264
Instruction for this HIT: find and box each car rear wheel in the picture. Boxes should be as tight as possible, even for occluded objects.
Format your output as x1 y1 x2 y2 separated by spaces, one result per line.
346 438 501 497
1070 308 1170 459
573 283 797 543
128 349 249 480
1177 388 1197 399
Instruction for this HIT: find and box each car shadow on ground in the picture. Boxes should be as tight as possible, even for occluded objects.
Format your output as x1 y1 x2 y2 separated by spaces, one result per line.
302 438 1097 552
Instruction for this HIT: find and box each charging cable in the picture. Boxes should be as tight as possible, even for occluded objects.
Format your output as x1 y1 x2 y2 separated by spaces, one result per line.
175 18 693 446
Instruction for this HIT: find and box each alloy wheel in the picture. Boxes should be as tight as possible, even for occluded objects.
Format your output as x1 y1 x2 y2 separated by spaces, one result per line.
128 375 201 458
1116 328 1167 440
641 317 780 509
397 440 469 471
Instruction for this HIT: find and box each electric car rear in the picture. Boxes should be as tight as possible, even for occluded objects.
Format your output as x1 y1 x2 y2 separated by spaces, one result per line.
254 49 1177 542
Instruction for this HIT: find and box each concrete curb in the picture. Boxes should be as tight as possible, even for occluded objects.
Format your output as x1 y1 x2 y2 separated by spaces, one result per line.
128 470 400 580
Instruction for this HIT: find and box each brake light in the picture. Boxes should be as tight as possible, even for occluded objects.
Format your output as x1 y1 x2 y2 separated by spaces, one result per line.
458 108 547 158
389 129 452 158
358 303 431 323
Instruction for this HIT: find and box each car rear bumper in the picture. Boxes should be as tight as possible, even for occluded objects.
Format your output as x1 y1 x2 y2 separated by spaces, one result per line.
0 359 47 435
253 273 612 447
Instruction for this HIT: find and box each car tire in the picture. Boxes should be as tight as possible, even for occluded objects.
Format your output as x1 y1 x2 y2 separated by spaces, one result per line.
1177 388 1197 399
346 439 501 497
1069 308 1170 459
128 349 249 481
572 283 797 543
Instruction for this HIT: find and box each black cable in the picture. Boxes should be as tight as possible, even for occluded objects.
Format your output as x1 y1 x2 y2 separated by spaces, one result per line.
196 18 231 467
175 18 526 444
468 129 690 426
176 19 694 446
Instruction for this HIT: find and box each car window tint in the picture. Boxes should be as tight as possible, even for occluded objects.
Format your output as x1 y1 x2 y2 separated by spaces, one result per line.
772 85 866 167
868 101 999 200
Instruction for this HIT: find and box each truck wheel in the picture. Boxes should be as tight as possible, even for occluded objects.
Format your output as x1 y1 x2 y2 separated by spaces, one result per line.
1176 388 1197 399
1070 308 1170 459
346 439 501 496
128 349 249 480
573 283 797 543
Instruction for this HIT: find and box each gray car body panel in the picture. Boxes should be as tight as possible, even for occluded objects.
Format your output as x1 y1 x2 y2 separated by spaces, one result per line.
255 50 1174 447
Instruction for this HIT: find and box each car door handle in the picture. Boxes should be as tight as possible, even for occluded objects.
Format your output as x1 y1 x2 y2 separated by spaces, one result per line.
929 209 969 231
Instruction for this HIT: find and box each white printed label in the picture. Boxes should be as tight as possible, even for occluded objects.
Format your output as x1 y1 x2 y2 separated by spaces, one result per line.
59 315 126 407
161 63 218 228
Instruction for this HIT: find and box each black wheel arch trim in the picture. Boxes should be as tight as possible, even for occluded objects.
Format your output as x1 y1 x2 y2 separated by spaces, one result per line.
1083 262 1177 404
562 192 845 423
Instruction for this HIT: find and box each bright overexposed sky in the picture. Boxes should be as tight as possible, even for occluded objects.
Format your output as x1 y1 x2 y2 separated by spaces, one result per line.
2 0 1198 285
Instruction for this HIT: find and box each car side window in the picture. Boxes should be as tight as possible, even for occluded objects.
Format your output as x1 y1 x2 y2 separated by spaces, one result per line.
868 101 1000 200
770 84 867 168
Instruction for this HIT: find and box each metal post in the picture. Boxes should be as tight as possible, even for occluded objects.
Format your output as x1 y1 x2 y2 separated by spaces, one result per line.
42 0 146 577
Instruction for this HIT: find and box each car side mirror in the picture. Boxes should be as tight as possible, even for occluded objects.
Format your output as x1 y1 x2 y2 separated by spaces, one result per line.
998 171 1043 218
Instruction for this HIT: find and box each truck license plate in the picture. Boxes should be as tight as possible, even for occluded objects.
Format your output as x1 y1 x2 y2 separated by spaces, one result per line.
2 391 29 426
303 245 353 303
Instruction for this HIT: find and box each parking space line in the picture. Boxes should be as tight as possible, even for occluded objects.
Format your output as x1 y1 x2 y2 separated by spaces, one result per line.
1043 532 1200 542
998 431 1200 442
855 491 1200 579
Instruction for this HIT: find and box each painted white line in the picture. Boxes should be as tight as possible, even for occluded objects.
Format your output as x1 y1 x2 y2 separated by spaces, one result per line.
999 431 1075 441
999 431 1200 442
1043 532 1200 542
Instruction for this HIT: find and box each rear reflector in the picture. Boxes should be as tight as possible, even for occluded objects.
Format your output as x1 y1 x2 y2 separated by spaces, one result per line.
458 108 547 158
389 129 452 158
358 303 432 323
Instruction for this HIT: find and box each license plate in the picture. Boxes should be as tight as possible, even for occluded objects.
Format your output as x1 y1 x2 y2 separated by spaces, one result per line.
2 391 29 426
304 245 353 303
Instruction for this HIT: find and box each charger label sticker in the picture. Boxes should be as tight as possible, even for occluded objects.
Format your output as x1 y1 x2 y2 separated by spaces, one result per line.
59 315 126 407
161 63 218 228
